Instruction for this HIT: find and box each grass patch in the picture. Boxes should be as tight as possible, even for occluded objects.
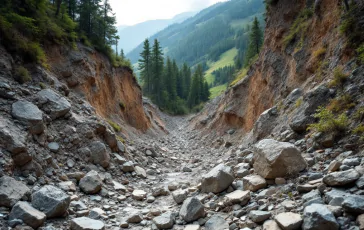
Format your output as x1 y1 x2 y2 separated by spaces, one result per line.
116 135 126 144
209 84 227 99
308 107 349 134
107 119 121 132
230 68 248 86
327 94 355 112
295 98 303 108
328 67 349 88
205 48 238 85
357 44 364 64
313 47 327 59
14 66 31 84
39 82 46 89
282 8 313 50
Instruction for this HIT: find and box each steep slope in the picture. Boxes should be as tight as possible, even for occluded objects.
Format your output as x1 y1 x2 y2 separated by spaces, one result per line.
192 0 364 145
117 12 196 53
127 0 265 66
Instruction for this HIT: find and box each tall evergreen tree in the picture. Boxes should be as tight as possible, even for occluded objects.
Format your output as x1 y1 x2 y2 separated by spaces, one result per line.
150 39 164 104
244 17 263 67
138 39 151 95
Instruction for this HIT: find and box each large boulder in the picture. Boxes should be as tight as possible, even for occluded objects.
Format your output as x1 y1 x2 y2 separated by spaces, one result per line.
79 170 102 194
200 164 234 193
70 217 105 230
0 176 30 208
0 118 31 166
180 197 205 223
89 141 110 168
323 169 360 186
302 204 339 230
252 107 278 141
31 185 71 218
37 89 71 120
11 100 44 134
9 201 46 229
253 139 307 179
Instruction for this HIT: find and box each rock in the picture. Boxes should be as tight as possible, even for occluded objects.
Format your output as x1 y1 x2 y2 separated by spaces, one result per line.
275 178 286 185
254 139 307 179
48 142 60 153
152 186 169 197
127 213 143 223
172 189 188 204
342 195 364 214
249 210 271 223
243 175 267 192
343 158 361 167
9 201 46 229
327 160 341 173
168 182 179 191
113 153 126 164
275 212 303 230
70 217 105 230
200 163 234 193
11 100 44 134
0 118 31 166
356 176 364 189
121 161 135 172
323 169 360 186
252 107 278 140
302 190 321 203
79 170 102 194
180 197 205 223
37 89 71 120
31 185 70 218
184 225 200 230
205 215 229 230
135 166 147 178
58 181 76 192
117 141 125 153
89 141 110 168
0 176 30 208
357 214 364 230
302 204 339 230
132 190 147 201
153 212 174 229
263 220 282 230
225 190 250 205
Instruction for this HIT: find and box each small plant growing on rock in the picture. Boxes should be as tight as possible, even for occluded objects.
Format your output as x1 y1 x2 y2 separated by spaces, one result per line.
14 66 31 84
308 107 349 134
107 119 121 132
295 98 303 108
117 135 125 144
39 82 46 89
328 67 349 88
313 47 326 59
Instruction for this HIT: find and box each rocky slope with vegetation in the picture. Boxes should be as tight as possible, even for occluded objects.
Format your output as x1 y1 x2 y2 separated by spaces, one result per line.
1 0 364 230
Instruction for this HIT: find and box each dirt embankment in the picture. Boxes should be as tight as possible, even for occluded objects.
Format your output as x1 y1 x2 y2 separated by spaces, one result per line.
46 44 151 132
192 0 348 141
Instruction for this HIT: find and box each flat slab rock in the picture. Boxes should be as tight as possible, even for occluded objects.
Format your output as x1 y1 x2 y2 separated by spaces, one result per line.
0 176 30 208
9 201 46 229
275 212 303 230
323 169 360 186
70 217 105 230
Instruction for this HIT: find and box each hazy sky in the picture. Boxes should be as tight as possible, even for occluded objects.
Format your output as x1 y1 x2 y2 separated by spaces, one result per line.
109 0 228 26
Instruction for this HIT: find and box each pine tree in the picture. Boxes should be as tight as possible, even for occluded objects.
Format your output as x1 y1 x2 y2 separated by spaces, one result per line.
244 17 263 67
182 63 191 100
150 39 164 104
138 39 152 95
120 49 125 60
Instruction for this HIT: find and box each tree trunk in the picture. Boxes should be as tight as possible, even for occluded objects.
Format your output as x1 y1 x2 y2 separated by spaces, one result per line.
343 0 350 11
55 0 62 16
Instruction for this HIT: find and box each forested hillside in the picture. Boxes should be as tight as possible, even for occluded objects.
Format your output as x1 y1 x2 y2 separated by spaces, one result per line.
127 0 265 67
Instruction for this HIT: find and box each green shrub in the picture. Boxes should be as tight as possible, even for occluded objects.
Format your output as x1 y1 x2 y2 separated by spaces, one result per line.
316 60 329 80
328 67 349 88
283 8 313 49
39 82 46 89
295 98 303 108
14 66 31 84
117 135 126 143
327 94 355 112
308 107 349 134
28 42 47 64
357 44 364 64
107 119 121 132
313 47 326 59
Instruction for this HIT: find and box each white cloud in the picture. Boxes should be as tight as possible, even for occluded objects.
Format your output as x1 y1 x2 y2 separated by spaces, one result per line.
109 0 228 26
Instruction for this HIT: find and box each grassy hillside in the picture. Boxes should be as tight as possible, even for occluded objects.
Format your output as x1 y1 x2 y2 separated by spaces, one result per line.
205 48 238 85
210 84 228 99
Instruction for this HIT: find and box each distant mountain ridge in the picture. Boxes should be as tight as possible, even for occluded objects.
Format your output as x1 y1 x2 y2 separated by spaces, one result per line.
117 12 196 53
126 0 265 66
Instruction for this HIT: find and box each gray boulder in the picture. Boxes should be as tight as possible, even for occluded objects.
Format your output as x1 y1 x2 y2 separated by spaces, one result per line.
37 89 71 120
249 210 271 223
0 118 31 166
70 217 105 230
89 141 110 168
0 176 30 208
200 164 234 193
342 195 364 214
11 100 44 134
172 189 188 204
303 204 339 230
9 201 46 229
205 215 229 230
254 139 307 179
323 169 360 186
180 197 205 223
31 185 71 218
79 170 102 194
153 212 174 229
252 107 278 141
